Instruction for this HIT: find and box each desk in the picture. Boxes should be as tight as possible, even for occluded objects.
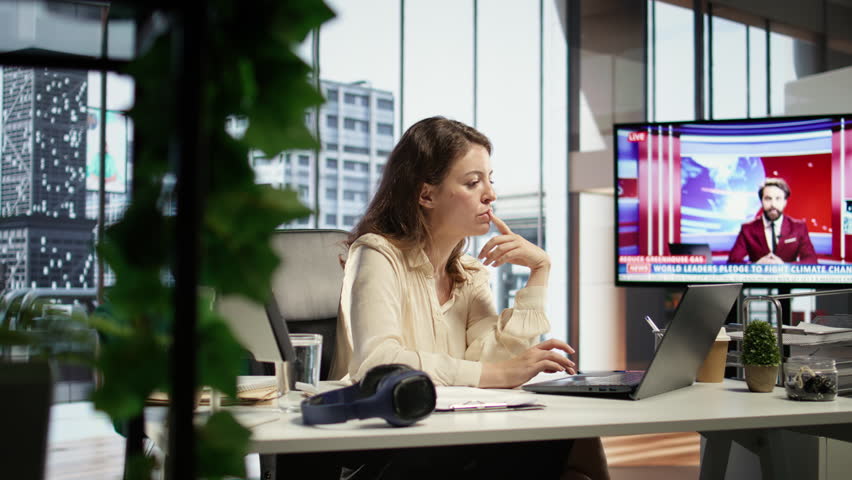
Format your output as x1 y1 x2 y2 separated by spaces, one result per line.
146 380 852 479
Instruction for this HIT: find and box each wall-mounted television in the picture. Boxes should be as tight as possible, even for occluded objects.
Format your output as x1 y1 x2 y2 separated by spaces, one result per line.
615 114 852 286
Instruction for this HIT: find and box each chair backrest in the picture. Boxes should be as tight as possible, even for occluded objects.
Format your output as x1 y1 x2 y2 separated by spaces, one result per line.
269 229 348 380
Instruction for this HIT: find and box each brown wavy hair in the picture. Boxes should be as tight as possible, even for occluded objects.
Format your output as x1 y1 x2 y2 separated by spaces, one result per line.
758 177 791 199
345 116 492 283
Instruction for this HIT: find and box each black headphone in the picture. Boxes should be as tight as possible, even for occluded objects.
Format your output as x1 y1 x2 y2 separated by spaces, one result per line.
301 364 436 427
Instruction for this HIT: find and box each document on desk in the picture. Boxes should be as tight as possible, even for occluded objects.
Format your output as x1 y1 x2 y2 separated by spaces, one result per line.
434 386 545 413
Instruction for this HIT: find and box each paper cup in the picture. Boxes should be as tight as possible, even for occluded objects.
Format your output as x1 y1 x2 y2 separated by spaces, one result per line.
696 327 730 383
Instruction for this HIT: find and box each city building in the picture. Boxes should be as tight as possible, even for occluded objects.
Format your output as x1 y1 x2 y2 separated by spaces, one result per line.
0 66 95 290
250 79 395 230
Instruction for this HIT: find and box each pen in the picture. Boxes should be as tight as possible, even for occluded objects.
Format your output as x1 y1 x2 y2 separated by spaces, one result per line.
644 315 661 333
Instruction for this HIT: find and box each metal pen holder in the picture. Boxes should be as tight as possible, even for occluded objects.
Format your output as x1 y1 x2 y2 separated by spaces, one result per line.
741 287 852 386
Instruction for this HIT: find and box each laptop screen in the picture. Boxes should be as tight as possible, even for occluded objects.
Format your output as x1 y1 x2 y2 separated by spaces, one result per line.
632 283 741 399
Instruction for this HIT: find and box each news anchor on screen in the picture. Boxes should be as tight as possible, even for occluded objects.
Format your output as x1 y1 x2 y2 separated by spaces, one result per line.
727 178 817 264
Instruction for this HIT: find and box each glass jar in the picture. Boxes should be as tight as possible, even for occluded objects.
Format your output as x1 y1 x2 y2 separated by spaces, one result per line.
784 357 838 401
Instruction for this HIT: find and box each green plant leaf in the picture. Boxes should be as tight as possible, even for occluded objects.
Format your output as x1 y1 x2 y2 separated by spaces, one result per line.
202 186 311 301
103 201 173 271
242 51 324 156
207 131 257 194
124 452 157 480
91 333 169 421
0 328 35 346
197 308 244 398
742 320 781 366
196 411 251 479
74 3 338 478
237 58 258 110
271 0 336 45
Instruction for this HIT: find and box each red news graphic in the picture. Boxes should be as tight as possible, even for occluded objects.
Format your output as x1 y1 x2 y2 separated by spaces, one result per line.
627 131 647 142
619 255 707 264
627 264 651 273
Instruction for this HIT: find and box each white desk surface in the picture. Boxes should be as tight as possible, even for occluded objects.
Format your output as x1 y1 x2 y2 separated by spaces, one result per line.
145 379 852 455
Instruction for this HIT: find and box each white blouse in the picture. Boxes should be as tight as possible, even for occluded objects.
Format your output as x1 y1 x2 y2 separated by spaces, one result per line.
332 233 550 386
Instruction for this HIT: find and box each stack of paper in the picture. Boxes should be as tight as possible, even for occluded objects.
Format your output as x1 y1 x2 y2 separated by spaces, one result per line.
434 386 544 412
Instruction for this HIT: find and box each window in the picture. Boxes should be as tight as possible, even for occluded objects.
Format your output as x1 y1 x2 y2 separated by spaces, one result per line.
404 0 474 126
343 160 368 172
326 88 339 101
343 117 369 132
650 1 695 121
711 16 747 119
377 98 394 111
342 190 368 202
252 156 271 167
0 68 135 291
298 0 568 341
343 93 368 106
749 25 768 117
325 187 337 200
377 123 393 135
343 145 369 154
326 114 338 128
298 155 310 166
298 185 309 200
769 27 820 116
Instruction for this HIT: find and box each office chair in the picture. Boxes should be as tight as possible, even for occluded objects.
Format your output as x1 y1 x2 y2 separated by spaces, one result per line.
267 228 349 381
254 229 349 480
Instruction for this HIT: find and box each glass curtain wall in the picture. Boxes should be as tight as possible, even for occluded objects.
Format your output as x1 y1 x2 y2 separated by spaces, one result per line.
748 24 768 117
270 0 569 340
768 26 820 116
318 0 400 230
649 0 852 323
710 15 747 119
648 0 694 122
0 3 135 294
403 0 474 128
476 1 541 311
651 1 852 121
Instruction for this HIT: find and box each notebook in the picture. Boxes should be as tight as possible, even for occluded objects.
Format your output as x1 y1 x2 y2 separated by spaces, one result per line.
523 283 742 400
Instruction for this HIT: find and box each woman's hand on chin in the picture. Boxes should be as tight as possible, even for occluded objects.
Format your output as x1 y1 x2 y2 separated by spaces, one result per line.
478 212 550 271
479 339 576 389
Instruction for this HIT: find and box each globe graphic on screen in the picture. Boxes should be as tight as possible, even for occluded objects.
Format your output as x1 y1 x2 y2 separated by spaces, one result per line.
681 155 764 233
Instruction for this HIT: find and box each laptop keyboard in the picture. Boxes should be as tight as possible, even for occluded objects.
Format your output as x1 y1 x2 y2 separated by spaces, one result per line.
581 371 645 386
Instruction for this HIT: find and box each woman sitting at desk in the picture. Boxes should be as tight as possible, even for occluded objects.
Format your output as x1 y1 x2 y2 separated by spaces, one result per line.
332 116 610 480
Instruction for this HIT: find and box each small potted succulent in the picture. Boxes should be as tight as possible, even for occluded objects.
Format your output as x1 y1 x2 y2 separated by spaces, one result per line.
741 320 781 392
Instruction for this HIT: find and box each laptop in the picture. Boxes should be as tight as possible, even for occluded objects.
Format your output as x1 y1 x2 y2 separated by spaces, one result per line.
523 283 742 400
215 290 297 389
668 242 713 264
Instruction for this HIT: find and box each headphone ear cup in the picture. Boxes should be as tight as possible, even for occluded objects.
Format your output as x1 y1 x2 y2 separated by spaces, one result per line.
360 364 414 397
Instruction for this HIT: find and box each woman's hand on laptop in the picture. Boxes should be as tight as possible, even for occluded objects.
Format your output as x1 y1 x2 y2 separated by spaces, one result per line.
479 339 576 389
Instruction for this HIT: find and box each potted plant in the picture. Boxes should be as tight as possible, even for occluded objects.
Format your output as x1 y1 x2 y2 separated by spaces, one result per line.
741 320 781 392
75 1 333 478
